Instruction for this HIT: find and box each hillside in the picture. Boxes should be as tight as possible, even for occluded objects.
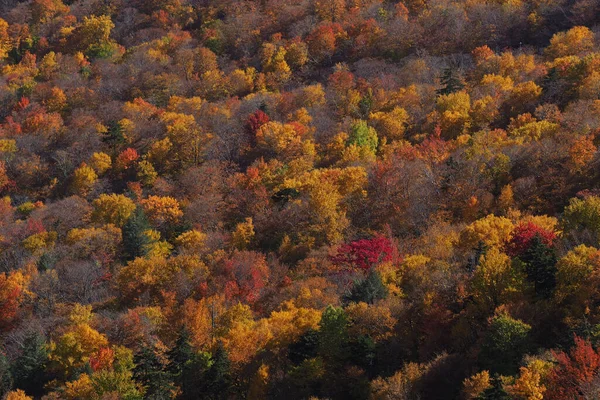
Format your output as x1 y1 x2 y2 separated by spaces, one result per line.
1 0 600 399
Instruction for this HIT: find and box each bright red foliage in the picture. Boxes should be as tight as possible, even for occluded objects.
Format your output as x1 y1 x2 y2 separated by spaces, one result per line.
331 235 394 272
506 221 556 257
545 336 600 400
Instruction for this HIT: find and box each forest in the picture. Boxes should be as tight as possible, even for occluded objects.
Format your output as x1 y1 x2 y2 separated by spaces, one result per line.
1 0 600 398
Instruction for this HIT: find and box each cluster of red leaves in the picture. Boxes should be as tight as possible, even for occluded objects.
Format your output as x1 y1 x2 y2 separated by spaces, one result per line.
90 346 115 372
331 235 394 272
116 148 140 170
545 336 600 400
223 251 270 304
506 221 556 257
245 110 270 137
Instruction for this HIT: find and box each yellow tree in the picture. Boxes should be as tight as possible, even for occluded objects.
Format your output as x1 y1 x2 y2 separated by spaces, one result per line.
71 163 98 196
49 306 109 379
546 26 595 59
91 194 136 226
140 195 183 227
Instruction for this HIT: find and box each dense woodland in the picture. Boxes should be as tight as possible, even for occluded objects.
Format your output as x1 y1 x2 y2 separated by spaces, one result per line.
1 0 600 398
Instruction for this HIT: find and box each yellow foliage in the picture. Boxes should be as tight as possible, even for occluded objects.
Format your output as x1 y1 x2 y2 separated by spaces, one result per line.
140 195 183 226
369 107 410 141
22 231 57 253
436 91 471 138
266 301 322 349
0 18 11 60
346 302 397 341
0 138 17 153
555 244 600 305
72 163 98 195
462 370 492 399
5 390 34 400
136 160 158 186
546 26 595 59
49 323 109 378
175 229 207 253
117 255 207 301
62 373 94 399
232 218 255 250
506 359 552 400
91 194 136 226
89 152 112 175
221 318 272 366
66 224 122 255
459 214 514 249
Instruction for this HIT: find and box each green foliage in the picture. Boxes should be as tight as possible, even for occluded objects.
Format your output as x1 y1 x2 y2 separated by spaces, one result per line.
11 332 49 397
519 236 557 299
318 305 349 363
344 271 388 304
347 120 378 152
437 67 465 96
479 313 531 375
122 207 152 261
0 352 12 398
133 345 175 399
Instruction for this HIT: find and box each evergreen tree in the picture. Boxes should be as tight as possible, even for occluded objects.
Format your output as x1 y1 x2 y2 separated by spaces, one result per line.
288 329 319 365
344 271 388 305
318 306 349 364
478 375 511 400
167 328 194 378
11 331 49 397
201 342 232 400
519 235 557 299
122 207 151 261
437 68 465 96
179 352 212 400
0 352 12 398
133 345 174 399
102 120 127 154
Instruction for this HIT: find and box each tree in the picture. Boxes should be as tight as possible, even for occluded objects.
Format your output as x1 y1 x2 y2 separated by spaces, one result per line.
318 305 349 364
344 271 388 304
462 370 491 399
102 121 127 154
506 359 551 400
167 328 193 379
331 236 393 272
140 196 183 228
437 68 465 96
11 331 49 397
479 313 531 375
506 222 556 257
470 247 522 312
0 271 26 331
0 352 12 398
347 120 378 153
518 236 557 299
203 342 233 400
71 163 98 196
122 207 151 261
545 26 595 59
91 194 136 227
545 336 600 399
479 375 511 400
563 195 600 241
133 345 174 399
